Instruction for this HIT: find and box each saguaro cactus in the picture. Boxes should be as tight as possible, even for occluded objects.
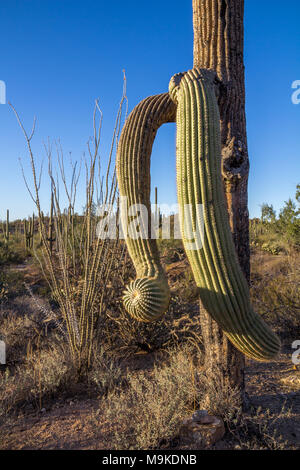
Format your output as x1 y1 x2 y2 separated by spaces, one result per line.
117 94 176 321
169 68 280 360
116 68 280 361
4 210 9 244
23 214 34 250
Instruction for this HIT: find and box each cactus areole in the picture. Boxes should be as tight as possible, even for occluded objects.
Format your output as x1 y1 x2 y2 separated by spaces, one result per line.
116 68 280 362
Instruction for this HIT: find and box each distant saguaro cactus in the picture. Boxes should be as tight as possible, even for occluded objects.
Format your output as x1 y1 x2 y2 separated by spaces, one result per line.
116 68 280 361
24 214 34 250
4 210 9 244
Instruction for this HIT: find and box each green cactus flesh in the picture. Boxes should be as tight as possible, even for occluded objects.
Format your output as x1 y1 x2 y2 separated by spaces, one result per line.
116 93 176 322
169 68 280 361
116 67 280 361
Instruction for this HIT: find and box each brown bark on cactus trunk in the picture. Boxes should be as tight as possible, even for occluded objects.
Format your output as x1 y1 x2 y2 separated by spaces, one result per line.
192 0 249 401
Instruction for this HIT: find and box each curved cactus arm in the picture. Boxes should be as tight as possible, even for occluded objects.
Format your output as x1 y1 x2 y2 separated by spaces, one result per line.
116 93 176 322
170 68 280 361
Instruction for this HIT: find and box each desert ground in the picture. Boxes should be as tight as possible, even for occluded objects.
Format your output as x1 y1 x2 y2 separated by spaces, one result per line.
0 230 299 450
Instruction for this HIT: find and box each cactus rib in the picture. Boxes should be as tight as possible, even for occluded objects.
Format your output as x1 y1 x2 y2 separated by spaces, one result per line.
116 93 176 322
169 68 280 361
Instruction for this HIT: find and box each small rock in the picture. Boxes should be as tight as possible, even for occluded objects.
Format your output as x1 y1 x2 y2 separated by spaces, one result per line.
192 410 208 421
179 412 225 449
40 408 46 413
192 410 216 424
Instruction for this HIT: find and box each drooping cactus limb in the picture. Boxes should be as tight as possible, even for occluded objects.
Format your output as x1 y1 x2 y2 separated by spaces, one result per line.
169 68 280 361
116 93 176 322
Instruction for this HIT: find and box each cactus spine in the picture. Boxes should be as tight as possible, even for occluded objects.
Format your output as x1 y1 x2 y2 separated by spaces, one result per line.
116 68 280 361
116 93 176 321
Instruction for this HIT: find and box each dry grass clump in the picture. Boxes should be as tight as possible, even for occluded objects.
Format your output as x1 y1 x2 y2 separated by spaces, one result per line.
102 342 294 451
199 373 242 424
251 252 300 336
101 344 201 450
0 314 37 365
101 298 202 357
0 238 27 267
0 344 76 417
98 345 290 451
0 287 62 366
225 404 291 450
0 336 128 422
89 346 123 394
193 368 291 450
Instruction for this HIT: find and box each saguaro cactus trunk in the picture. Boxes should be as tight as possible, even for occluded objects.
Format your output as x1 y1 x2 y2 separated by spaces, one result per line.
192 0 250 396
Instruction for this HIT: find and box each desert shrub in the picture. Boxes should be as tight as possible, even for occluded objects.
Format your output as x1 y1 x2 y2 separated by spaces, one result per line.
157 238 185 264
226 405 291 450
260 241 281 255
251 183 300 252
278 196 300 248
89 346 123 394
198 374 242 424
0 344 77 416
191 367 290 450
100 292 203 356
0 240 26 266
0 314 37 365
177 270 199 303
0 272 9 302
251 255 300 336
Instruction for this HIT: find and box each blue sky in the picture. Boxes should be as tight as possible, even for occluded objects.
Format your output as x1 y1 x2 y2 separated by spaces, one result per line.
0 0 299 220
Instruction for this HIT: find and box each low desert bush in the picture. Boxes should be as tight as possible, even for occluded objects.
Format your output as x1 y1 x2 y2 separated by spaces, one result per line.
251 254 300 336
0 239 26 266
101 345 202 450
198 374 242 424
225 404 291 450
0 344 76 417
0 272 9 302
100 294 203 356
89 346 123 394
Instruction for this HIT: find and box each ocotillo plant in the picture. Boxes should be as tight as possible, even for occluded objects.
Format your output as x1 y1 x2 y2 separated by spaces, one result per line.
154 187 162 232
116 68 280 361
12 84 128 371
47 193 55 255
